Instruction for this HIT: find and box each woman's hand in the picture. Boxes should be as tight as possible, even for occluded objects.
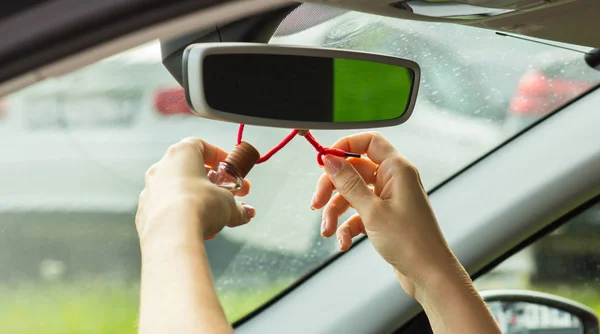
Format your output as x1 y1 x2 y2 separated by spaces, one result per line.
136 137 255 253
312 132 456 296
313 132 501 334
136 137 256 334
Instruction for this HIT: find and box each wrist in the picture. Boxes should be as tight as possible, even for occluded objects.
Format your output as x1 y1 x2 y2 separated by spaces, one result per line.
392 248 463 297
141 238 205 273
409 256 470 304
139 197 205 255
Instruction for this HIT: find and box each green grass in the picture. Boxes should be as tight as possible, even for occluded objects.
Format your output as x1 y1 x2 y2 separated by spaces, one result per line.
0 281 290 334
0 282 140 334
1 281 598 333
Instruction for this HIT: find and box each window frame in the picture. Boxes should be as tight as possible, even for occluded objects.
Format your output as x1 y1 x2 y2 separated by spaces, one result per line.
238 84 600 333
397 194 600 333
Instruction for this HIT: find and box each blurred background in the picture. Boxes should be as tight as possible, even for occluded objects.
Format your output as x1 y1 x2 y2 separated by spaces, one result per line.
0 4 599 333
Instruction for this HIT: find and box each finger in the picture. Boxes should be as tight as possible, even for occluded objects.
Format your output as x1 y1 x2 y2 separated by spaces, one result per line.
182 137 228 168
179 137 230 168
145 164 158 184
167 137 231 176
321 155 379 213
135 189 146 232
226 200 257 228
321 193 352 238
313 173 334 210
312 158 378 210
162 139 219 178
237 179 251 197
330 132 399 165
336 214 366 252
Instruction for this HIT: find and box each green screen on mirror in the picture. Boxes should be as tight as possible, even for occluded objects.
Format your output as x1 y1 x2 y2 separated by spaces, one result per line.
333 58 412 122
202 54 415 123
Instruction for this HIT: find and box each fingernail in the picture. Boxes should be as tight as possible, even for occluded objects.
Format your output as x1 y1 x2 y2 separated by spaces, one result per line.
338 238 343 250
205 234 217 241
323 155 342 175
311 193 316 210
242 204 256 220
321 220 326 236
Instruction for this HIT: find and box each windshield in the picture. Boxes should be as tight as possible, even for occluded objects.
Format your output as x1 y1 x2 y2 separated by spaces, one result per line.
1 4 599 333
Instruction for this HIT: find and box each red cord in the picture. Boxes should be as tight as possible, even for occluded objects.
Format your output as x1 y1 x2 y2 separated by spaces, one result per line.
256 129 299 163
237 124 245 145
236 124 357 166
303 132 347 166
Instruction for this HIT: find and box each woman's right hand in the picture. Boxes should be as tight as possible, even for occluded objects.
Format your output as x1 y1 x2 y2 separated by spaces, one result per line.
312 132 458 297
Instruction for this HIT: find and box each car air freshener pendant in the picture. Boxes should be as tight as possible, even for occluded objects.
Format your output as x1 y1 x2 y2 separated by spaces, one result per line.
207 141 260 194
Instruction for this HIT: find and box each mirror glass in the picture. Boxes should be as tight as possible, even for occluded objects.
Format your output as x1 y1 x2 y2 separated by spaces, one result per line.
201 54 416 123
488 301 583 334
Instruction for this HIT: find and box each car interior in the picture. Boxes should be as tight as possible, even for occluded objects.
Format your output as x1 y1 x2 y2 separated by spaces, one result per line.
0 1 599 333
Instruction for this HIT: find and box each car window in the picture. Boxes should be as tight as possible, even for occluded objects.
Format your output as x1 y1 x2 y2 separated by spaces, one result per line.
475 201 600 329
2 4 600 333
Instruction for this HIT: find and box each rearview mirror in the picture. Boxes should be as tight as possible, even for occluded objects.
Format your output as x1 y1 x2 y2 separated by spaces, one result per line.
482 290 599 334
183 43 420 129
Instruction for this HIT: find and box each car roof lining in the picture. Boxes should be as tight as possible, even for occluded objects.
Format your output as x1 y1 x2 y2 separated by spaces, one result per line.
301 0 599 47
0 0 294 97
0 1 53 21
160 5 295 87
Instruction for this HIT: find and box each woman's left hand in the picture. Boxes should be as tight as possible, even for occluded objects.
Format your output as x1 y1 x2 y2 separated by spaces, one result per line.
135 137 255 254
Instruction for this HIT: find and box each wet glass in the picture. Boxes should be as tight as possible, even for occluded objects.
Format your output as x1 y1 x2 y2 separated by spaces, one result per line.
1 3 599 332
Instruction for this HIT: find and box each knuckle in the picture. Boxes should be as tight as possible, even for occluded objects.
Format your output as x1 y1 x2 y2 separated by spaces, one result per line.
210 186 236 212
138 189 146 201
178 140 197 151
135 209 143 224
388 155 406 167
389 156 419 178
369 131 386 143
180 136 197 143
134 209 144 230
136 191 146 221
339 175 362 196
166 143 181 155
335 229 344 240
180 137 203 152
369 131 384 139
144 164 157 180
166 140 197 156
402 162 420 179
324 202 339 217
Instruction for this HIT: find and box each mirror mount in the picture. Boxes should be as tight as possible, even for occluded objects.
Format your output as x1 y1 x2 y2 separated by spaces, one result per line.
160 4 298 87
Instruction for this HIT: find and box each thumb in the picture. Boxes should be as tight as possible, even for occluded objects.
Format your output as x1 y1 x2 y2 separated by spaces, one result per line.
227 201 256 228
322 155 378 214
